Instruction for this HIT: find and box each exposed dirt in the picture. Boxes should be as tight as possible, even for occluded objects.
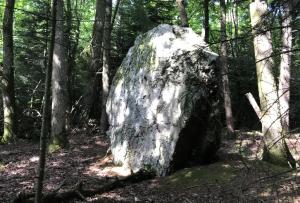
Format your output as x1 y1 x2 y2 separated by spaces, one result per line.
1 129 300 203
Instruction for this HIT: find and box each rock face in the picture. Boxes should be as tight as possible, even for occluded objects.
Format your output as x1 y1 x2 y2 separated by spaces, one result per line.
106 24 221 176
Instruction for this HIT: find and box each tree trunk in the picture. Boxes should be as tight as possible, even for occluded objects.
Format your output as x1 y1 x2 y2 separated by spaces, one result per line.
50 0 69 150
66 0 72 98
249 0 295 167
99 0 112 134
1 0 16 144
220 0 234 135
65 0 80 128
203 0 209 43
65 0 72 131
232 0 239 57
83 0 105 121
279 0 292 133
35 0 57 202
176 0 189 27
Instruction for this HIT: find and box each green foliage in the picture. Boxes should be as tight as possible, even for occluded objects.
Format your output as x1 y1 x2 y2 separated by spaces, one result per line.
13 0 50 138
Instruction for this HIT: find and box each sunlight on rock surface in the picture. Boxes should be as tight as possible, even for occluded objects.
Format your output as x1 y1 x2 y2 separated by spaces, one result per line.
107 24 220 176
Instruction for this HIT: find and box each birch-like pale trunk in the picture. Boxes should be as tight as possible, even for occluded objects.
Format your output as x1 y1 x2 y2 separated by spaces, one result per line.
279 1 292 133
50 0 69 149
1 0 16 143
249 0 295 167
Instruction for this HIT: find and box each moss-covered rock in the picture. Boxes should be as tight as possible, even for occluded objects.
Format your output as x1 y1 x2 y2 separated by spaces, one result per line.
107 24 221 176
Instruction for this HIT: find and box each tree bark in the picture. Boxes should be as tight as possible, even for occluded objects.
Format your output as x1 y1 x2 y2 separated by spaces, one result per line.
50 0 69 150
203 0 209 43
176 0 189 27
65 0 72 130
232 0 239 57
220 0 234 135
1 0 16 143
66 0 72 98
65 0 80 128
35 0 57 202
278 0 292 133
99 0 112 134
83 0 105 121
249 0 295 167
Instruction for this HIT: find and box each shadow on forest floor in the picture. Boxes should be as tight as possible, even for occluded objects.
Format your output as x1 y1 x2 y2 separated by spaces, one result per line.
1 129 300 202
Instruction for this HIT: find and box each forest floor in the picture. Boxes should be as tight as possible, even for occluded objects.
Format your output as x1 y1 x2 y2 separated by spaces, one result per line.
1 129 300 203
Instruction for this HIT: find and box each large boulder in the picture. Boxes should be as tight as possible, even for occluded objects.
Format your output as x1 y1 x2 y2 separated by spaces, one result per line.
106 24 221 176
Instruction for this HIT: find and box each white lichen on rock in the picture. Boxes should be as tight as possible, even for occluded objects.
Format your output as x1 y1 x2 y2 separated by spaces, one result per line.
106 24 220 176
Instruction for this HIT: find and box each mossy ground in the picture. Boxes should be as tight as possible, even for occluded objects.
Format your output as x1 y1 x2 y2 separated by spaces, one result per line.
48 134 69 153
48 143 61 153
0 161 5 171
164 162 236 187
160 159 288 190
158 130 291 192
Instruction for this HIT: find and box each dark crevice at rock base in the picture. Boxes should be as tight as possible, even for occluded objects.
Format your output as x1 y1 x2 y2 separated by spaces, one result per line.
170 98 221 174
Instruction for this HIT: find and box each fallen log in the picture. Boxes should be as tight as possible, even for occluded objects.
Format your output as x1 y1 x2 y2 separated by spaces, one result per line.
12 170 154 203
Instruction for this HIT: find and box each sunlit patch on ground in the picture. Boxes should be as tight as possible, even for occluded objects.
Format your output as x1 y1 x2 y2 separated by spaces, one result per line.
84 155 132 177
95 140 108 147
80 145 92 149
19 180 33 187
57 152 67 157
87 192 129 202
29 156 39 162
88 166 132 177
5 161 33 177
0 150 11 155
260 190 271 197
